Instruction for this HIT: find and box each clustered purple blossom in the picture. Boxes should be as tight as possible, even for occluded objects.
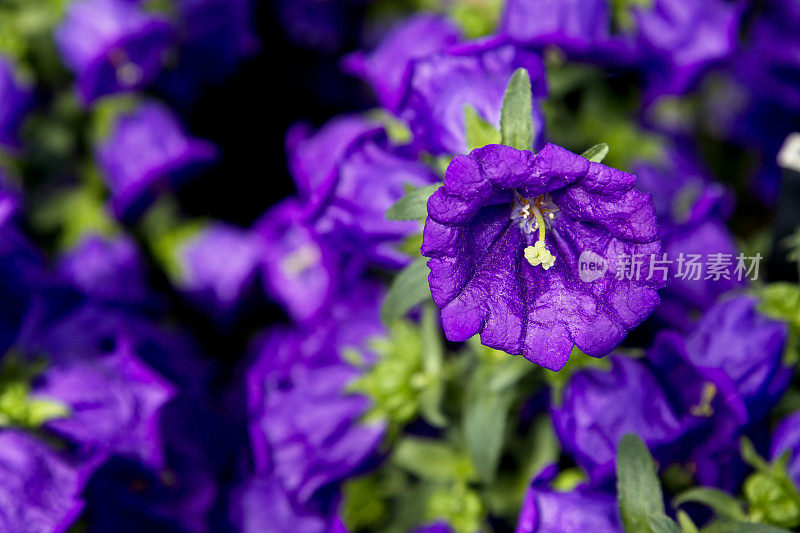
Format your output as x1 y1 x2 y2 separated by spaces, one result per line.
0 0 799 531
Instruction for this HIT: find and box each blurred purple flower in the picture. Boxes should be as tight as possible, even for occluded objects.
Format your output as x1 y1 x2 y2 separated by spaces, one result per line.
55 0 174 103
422 143 662 370
397 38 547 155
57 234 150 306
0 56 33 150
344 14 461 112
552 355 684 481
0 430 89 533
634 142 741 329
499 0 634 64
178 222 263 317
771 410 800 486
96 102 217 220
634 0 743 98
517 482 622 533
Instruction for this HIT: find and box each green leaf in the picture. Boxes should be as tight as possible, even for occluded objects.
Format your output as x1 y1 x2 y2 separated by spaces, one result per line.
647 514 681 533
673 488 747 521
701 522 792 533
676 511 699 533
386 184 440 221
500 68 533 151
616 434 665 533
381 257 432 324
465 104 501 151
758 283 800 329
741 436 771 471
581 143 610 163
392 438 474 482
463 366 516 483
418 305 447 427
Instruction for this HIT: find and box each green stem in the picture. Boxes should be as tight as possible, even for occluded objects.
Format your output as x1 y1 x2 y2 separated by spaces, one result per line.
534 210 546 243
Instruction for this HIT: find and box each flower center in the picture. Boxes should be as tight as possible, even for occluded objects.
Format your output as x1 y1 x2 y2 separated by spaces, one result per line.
512 193 557 270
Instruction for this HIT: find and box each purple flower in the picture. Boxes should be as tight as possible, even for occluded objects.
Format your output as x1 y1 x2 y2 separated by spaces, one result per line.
232 475 344 533
0 56 33 150
634 143 741 329
771 410 800 486
0 227 44 355
413 523 455 533
343 14 461 112
55 0 174 103
257 199 339 324
499 0 634 64
96 102 217 220
551 355 684 481
177 222 263 317
516 483 622 533
34 341 176 469
0 430 89 533
397 39 547 155
422 143 663 370
57 234 150 306
633 0 743 98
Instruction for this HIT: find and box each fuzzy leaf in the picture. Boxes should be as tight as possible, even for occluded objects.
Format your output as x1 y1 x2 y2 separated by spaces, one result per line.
616 434 665 533
500 68 532 151
381 257 432 324
581 143 610 163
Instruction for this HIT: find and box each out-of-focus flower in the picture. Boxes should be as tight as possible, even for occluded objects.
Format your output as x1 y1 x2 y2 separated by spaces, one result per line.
634 142 741 329
0 430 88 533
422 143 663 370
771 410 800 487
343 14 461 113
176 222 263 318
96 102 217 220
551 355 684 481
0 56 33 150
57 234 150 307
0 226 44 356
159 0 259 102
499 0 633 64
516 482 622 533
413 522 455 533
633 0 743 98
55 0 174 104
397 39 547 155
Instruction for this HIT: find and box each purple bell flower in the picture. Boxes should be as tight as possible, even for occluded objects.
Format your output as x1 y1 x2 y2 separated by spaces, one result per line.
55 0 174 103
57 234 150 306
397 38 547 155
551 355 684 482
516 483 622 533
634 142 741 330
96 102 217 220
0 56 33 150
633 0 743 98
177 222 263 318
343 14 461 112
0 430 90 533
499 0 634 64
422 143 663 370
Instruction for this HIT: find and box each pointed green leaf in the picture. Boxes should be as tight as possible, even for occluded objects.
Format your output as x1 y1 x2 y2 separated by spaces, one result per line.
386 184 440 221
616 434 665 533
500 68 533 151
673 487 747 521
381 257 431 324
676 511 699 533
465 104 501 151
581 143 610 163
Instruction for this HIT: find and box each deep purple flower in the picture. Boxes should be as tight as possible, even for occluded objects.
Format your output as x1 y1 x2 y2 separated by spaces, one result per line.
633 0 743 98
0 227 45 355
57 234 150 306
771 410 800 486
552 355 684 481
96 102 217 220
516 483 622 533
55 0 174 103
634 143 741 329
343 14 461 112
413 523 455 533
499 0 634 64
34 341 176 469
0 430 89 533
0 56 33 150
422 143 663 370
233 475 344 533
177 222 263 317
397 38 547 155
